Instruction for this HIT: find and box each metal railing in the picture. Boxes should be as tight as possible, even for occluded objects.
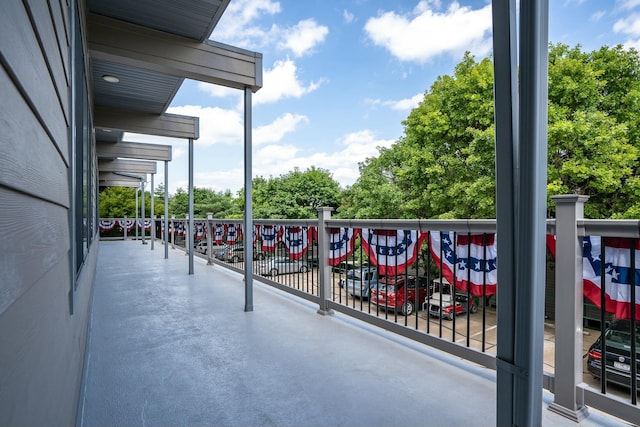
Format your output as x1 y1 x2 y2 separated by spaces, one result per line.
98 197 640 425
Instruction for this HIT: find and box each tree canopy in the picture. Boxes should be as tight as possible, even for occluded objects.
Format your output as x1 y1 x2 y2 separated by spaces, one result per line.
346 44 640 219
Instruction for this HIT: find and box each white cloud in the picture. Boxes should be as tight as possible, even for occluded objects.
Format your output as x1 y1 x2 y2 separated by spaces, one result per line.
343 9 355 24
254 113 308 145
167 105 244 146
211 0 282 47
196 82 242 100
278 19 329 57
614 14 640 36
590 10 606 23
367 93 424 111
254 59 323 105
364 1 492 63
618 0 640 11
251 130 394 188
212 0 328 58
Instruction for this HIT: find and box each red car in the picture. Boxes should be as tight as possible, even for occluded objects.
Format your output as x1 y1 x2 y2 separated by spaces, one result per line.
370 275 431 316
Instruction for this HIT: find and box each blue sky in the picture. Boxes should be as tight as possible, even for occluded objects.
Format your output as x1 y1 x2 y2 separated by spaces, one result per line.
124 0 640 196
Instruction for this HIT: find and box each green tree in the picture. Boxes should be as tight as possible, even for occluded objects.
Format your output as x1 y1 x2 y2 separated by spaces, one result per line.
168 187 241 218
99 186 162 218
348 44 640 219
250 167 342 219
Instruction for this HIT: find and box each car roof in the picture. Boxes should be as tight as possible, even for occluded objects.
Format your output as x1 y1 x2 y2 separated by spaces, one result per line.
608 319 640 332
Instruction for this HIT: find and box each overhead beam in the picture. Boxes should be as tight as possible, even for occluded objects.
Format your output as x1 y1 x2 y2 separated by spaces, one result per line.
87 12 263 92
97 141 172 161
99 172 142 183
99 180 141 188
94 107 198 140
99 159 157 174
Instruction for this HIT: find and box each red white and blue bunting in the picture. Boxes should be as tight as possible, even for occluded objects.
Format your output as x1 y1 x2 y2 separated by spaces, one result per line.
328 227 359 266
429 232 498 297
283 226 311 260
226 224 241 245
260 225 281 252
361 229 421 276
117 219 135 231
137 219 152 230
99 220 116 231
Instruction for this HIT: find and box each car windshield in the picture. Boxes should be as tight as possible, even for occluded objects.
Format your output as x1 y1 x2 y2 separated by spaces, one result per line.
604 328 640 353
377 284 396 293
346 270 363 280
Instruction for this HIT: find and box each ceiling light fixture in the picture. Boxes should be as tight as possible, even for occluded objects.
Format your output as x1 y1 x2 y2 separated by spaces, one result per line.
102 74 119 83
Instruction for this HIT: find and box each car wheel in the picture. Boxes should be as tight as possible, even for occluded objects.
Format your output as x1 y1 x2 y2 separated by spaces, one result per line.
232 255 240 263
270 268 278 276
447 311 454 321
299 265 309 273
400 301 414 316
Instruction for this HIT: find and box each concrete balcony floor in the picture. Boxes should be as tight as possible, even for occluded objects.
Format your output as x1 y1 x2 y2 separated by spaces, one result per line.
78 241 627 426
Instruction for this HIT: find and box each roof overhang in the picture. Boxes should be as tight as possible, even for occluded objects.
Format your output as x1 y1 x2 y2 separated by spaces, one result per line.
98 159 157 175
88 1 263 189
97 141 172 162
88 12 263 92
94 107 199 140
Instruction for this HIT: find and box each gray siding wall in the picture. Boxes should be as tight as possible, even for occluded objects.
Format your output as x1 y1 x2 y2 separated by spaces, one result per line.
0 0 96 425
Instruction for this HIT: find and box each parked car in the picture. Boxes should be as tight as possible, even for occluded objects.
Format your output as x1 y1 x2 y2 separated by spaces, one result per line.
370 275 431 316
214 243 265 262
331 260 369 274
194 240 226 255
258 257 310 276
343 267 380 298
426 281 477 320
587 319 640 389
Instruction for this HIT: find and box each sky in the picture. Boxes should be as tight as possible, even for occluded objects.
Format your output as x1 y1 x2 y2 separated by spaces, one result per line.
123 0 640 196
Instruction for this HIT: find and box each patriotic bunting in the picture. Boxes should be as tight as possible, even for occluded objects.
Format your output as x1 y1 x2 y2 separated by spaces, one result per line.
226 224 240 245
360 229 421 276
582 236 640 320
261 225 281 252
283 226 311 260
429 232 498 297
117 219 135 231
99 220 116 231
137 219 152 230
328 227 359 266
214 224 224 244
253 225 260 244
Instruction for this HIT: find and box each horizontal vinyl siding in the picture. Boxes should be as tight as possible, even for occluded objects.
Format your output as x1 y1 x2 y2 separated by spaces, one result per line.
0 64 69 207
0 0 70 165
0 0 95 426
0 187 70 315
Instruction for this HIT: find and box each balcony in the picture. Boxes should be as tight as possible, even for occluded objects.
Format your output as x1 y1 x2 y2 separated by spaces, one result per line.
79 240 624 426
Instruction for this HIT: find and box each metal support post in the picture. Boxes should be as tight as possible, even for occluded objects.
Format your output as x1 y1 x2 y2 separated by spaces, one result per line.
243 87 253 312
492 0 549 425
206 213 213 265
164 160 169 259
135 187 139 241
549 195 589 421
188 136 194 275
141 177 146 245
171 216 175 250
150 173 155 250
124 215 128 240
317 207 334 315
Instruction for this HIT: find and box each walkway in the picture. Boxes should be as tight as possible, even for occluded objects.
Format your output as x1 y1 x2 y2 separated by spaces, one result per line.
78 241 628 426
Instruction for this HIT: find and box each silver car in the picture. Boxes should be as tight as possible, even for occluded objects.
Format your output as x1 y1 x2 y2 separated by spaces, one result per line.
258 257 310 276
